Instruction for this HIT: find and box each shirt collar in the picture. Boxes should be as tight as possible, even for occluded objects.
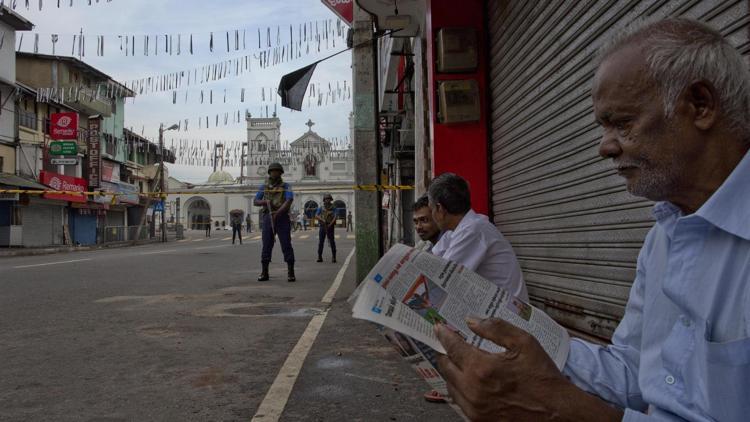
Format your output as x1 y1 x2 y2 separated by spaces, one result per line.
453 209 477 234
694 150 750 240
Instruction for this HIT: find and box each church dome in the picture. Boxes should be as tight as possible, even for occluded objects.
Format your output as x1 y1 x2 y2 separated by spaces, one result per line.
207 170 235 184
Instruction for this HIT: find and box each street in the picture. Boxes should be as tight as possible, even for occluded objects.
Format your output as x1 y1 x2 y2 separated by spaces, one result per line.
0 230 459 421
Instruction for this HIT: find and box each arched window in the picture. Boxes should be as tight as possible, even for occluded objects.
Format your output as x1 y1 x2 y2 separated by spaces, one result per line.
304 154 317 177
304 200 319 219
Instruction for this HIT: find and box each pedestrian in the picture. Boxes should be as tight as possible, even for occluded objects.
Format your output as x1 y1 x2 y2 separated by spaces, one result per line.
296 213 304 231
245 214 252 233
346 211 353 232
231 212 243 245
316 193 337 263
205 218 211 237
302 213 308 231
435 18 750 421
254 162 295 282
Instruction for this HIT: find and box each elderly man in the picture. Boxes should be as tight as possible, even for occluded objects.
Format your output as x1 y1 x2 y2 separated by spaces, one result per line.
435 18 750 422
428 173 528 301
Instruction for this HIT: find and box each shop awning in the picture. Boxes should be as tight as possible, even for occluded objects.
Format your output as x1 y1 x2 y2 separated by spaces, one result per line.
0 173 48 190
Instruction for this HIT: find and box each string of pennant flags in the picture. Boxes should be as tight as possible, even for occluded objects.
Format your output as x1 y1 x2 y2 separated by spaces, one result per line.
15 18 347 62
169 135 353 168
0 0 113 10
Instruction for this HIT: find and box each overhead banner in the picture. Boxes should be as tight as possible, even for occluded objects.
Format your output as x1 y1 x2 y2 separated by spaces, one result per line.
88 117 102 188
50 112 79 140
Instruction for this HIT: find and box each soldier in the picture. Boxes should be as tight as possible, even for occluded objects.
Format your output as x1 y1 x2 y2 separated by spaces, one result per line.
254 162 296 282
316 193 337 263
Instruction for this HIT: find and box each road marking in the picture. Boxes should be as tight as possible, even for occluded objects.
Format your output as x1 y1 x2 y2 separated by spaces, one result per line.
13 258 92 269
299 235 309 239
252 248 355 421
139 250 178 255
178 239 190 242
192 239 204 242
223 236 232 240
196 244 233 250
334 235 341 239
252 235 262 240
346 235 355 239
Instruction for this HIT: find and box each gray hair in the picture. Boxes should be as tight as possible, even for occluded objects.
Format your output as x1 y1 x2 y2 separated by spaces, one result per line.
597 18 750 137
427 173 471 215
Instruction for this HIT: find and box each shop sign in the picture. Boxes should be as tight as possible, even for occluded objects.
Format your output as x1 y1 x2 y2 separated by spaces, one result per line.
50 157 78 165
50 112 79 140
49 141 78 156
40 171 87 203
88 117 102 188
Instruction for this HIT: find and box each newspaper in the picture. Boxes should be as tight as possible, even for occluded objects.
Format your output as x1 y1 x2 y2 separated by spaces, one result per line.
350 244 570 400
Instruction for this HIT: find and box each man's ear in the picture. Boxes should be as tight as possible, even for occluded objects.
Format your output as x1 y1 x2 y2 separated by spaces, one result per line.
686 80 718 131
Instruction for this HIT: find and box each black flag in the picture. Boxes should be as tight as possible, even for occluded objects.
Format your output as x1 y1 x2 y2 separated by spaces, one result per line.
277 62 316 111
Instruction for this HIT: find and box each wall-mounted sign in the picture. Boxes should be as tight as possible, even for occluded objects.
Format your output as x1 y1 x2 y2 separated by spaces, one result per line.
49 141 78 156
50 112 79 140
50 158 78 165
88 117 102 188
321 0 352 26
40 171 87 203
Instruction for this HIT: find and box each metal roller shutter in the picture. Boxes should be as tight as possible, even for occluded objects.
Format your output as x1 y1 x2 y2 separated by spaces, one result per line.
487 0 750 341
23 204 61 247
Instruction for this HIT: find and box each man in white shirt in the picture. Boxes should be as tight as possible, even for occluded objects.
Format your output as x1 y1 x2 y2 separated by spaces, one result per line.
429 173 528 302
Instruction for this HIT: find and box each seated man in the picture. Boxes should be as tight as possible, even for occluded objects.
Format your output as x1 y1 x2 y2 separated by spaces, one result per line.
435 18 750 421
413 195 441 252
428 173 528 301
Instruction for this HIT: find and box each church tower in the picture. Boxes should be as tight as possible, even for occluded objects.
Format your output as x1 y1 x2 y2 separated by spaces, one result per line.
246 112 282 182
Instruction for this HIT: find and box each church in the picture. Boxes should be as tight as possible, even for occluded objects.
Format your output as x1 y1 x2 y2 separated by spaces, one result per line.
167 113 355 231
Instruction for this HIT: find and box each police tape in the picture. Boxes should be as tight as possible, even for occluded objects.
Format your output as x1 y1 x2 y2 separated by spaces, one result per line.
0 184 415 200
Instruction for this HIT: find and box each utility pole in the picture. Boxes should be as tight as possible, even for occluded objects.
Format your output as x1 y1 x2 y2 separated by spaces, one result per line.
159 123 178 242
352 3 382 282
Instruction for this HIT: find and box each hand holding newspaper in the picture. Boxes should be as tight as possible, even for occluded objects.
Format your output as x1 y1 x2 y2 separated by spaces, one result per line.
349 244 570 403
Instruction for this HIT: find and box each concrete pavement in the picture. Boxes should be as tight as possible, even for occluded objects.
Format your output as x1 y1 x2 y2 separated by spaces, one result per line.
0 230 458 421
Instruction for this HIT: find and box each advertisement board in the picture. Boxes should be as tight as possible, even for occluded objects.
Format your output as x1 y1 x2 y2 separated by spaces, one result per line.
50 112 79 140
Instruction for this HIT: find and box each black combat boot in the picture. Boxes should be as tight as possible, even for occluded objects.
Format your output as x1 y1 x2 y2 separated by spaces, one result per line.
257 262 270 282
317 255 323 263
287 263 296 282
332 252 337 263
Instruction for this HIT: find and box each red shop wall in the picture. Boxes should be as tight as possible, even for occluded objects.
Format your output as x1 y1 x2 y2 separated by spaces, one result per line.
426 0 489 215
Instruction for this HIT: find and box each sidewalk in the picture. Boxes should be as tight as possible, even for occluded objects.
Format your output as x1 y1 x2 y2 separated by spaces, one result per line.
280 257 461 422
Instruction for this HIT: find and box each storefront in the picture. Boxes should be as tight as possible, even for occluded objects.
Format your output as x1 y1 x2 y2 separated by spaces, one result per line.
484 0 750 341
31 171 86 247
68 202 108 246
0 173 47 247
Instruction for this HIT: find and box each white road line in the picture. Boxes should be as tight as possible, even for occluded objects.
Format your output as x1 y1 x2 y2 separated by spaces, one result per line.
178 239 190 242
139 250 178 255
346 235 355 239
334 235 341 239
252 235 262 240
251 247 355 422
192 238 205 242
299 235 309 240
13 258 92 269
223 236 232 240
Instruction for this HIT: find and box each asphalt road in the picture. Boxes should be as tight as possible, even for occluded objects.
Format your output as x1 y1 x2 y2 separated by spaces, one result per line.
0 229 460 421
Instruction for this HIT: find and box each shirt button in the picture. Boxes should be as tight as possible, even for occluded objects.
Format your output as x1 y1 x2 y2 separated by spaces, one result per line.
665 375 676 385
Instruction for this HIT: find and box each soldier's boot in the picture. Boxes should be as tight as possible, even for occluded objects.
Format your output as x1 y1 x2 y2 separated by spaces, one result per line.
317 255 323 263
287 263 296 282
257 262 270 282
332 252 337 263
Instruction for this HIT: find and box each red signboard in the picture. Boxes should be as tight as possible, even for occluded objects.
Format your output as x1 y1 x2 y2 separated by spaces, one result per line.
321 0 353 26
40 171 87 203
50 112 79 140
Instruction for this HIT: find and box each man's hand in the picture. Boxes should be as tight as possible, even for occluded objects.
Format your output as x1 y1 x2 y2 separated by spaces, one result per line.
435 318 623 422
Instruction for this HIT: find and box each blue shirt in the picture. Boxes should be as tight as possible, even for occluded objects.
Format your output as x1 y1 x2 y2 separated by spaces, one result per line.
564 151 750 422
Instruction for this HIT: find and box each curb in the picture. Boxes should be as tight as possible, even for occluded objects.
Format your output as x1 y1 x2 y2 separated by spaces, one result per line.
0 238 167 258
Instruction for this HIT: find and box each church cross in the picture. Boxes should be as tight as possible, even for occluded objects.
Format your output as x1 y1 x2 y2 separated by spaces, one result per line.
305 119 315 131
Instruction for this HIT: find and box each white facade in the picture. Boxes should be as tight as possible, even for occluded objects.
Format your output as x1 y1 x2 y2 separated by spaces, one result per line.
167 115 356 230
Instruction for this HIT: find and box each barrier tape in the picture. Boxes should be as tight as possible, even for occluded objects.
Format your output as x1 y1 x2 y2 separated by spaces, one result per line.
0 184 415 200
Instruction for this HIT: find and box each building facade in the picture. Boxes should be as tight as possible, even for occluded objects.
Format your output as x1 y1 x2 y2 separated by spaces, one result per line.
168 114 355 231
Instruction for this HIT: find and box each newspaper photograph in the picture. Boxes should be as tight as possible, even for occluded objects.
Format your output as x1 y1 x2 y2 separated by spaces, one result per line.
350 243 570 370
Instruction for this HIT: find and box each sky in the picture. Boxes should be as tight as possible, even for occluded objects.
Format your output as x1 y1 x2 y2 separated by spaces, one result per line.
10 0 353 183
